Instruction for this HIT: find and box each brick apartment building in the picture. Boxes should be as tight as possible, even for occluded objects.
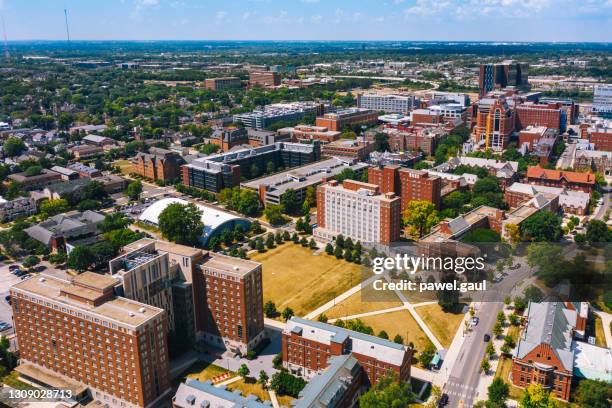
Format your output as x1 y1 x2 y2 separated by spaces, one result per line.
315 108 379 132
203 77 241 91
526 166 596 193
133 148 185 182
366 126 444 155
10 272 171 408
368 166 442 211
516 102 565 132
321 139 375 161
473 97 516 151
282 317 412 384
314 179 401 245
8 168 62 190
210 127 249 152
518 126 559 165
411 109 444 125
194 253 265 355
249 71 281 88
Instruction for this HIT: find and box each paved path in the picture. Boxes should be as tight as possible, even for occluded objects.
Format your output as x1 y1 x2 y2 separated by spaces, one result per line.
302 275 378 320
594 310 612 348
328 305 407 322
268 390 280 408
215 375 242 387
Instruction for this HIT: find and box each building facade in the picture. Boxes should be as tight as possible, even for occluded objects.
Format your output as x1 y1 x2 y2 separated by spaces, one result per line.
316 108 379 132
314 179 401 245
11 272 171 408
593 84 612 118
203 77 241 91
525 166 596 193
249 71 281 88
479 61 529 96
356 93 418 114
368 166 442 211
132 148 185 182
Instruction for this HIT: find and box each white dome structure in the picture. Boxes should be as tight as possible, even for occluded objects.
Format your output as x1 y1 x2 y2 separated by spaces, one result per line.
138 197 251 245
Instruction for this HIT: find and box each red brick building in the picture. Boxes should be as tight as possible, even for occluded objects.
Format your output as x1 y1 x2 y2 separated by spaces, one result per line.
590 128 612 151
249 71 280 88
411 109 444 125
11 272 171 408
516 102 564 131
210 127 249 152
525 166 596 193
133 148 185 182
316 108 379 132
321 139 375 161
472 97 516 151
203 77 241 91
368 166 442 211
282 317 412 384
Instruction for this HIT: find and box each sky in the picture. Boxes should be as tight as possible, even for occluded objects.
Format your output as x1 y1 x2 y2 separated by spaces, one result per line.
1 0 611 42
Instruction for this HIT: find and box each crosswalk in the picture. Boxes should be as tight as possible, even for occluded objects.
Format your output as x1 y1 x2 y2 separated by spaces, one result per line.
444 378 478 407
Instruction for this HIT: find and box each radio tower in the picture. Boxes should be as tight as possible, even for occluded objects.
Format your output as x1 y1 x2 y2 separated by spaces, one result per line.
1 16 9 59
64 8 71 45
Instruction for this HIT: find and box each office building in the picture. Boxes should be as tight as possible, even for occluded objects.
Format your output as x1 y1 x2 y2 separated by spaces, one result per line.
314 179 401 245
133 148 185 182
526 166 596 193
479 61 529 96
316 108 379 132
277 125 341 144
539 98 578 128
233 102 327 130
11 272 171 408
249 71 281 88
593 84 612 118
429 91 471 108
516 102 565 132
356 93 418 114
209 127 249 152
321 139 375 161
368 166 441 211
8 168 62 190
203 77 242 91
283 317 412 383
472 97 516 151
589 127 612 151
242 157 369 207
411 109 444 125
182 141 321 193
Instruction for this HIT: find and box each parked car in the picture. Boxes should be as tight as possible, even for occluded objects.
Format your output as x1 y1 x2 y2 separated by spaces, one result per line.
484 333 491 342
0 322 12 331
8 264 20 271
437 393 449 407
471 317 479 326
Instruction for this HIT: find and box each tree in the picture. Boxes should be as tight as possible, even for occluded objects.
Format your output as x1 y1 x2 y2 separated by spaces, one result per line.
40 198 69 218
325 243 334 255
378 330 389 339
493 322 503 337
158 202 204 246
309 238 317 249
3 137 26 157
266 233 276 249
359 373 415 408
486 342 496 359
317 314 328 323
575 379 611 408
237 364 250 379
521 211 562 242
419 343 436 367
393 334 403 344
25 165 43 176
481 357 490 374
280 189 299 215
488 377 509 406
373 132 390 152
124 180 143 200
403 200 439 238
270 371 306 398
258 370 269 389
264 204 287 226
519 384 557 408
67 246 95 272
23 255 40 268
586 219 611 244
264 301 277 318
524 285 544 303
497 311 506 325
334 245 344 259
281 307 294 321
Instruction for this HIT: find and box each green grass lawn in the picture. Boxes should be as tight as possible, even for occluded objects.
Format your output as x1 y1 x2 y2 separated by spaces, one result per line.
226 378 270 401
325 285 403 320
357 310 433 352
251 243 365 317
415 303 466 348
175 361 234 386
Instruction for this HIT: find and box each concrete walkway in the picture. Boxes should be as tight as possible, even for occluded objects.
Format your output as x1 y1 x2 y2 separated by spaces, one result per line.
303 274 378 320
215 375 242 387
328 305 407 322
594 309 612 348
268 390 280 408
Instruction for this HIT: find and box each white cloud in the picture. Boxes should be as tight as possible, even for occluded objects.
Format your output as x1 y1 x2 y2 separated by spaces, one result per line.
135 0 159 7
263 10 291 24
404 0 451 16
310 14 323 24
404 0 558 19
301 0 320 3
215 10 227 21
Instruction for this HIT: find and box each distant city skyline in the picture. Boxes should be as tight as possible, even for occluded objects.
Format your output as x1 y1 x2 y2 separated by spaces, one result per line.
0 0 611 42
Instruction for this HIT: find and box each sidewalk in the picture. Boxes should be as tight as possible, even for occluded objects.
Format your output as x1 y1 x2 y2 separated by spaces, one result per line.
594 309 611 348
303 274 378 320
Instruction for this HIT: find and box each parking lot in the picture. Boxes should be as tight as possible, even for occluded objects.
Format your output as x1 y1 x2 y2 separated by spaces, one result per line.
0 262 24 340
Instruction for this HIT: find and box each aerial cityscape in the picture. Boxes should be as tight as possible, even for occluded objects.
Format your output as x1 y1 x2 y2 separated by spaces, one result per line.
0 1 611 408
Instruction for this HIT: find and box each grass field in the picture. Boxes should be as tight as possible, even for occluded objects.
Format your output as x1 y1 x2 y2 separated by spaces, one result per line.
251 243 365 317
594 315 607 347
415 303 466 348
180 361 233 384
357 310 433 351
325 285 403 320
113 159 133 175
494 357 524 401
226 379 269 401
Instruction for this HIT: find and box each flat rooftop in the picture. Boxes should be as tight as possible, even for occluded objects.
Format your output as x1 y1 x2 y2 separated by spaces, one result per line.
12 274 164 328
201 253 260 277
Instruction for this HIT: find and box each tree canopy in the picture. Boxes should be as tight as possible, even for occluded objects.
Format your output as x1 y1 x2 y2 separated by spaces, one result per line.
158 202 204 246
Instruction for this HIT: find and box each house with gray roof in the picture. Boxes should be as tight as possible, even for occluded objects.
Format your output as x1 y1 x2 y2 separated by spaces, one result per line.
172 379 271 408
24 210 105 252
